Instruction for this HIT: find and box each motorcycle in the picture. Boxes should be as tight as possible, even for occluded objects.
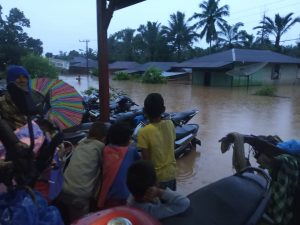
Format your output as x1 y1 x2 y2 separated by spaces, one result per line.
83 95 138 123
217 133 300 225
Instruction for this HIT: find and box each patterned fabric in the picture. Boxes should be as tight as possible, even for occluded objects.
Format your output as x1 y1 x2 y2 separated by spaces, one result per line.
267 154 300 225
0 121 45 159
0 92 27 130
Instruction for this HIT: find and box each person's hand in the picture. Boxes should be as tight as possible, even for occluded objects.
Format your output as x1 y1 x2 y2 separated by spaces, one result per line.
257 153 273 169
143 186 164 201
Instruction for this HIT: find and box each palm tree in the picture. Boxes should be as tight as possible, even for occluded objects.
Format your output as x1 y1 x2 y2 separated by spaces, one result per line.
217 22 244 48
189 0 229 50
114 28 136 60
136 21 169 61
254 13 300 50
162 11 198 61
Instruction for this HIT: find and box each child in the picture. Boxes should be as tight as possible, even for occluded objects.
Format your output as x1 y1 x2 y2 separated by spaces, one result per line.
126 160 190 220
57 121 109 224
98 121 140 209
137 93 177 190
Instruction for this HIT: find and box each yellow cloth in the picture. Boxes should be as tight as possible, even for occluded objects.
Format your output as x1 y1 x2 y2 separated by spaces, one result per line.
137 120 176 181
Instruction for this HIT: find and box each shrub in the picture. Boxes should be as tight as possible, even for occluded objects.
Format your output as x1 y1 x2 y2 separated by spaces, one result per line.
113 71 130 80
82 86 127 100
142 67 166 84
82 87 98 96
91 68 98 76
254 85 277 96
21 54 58 78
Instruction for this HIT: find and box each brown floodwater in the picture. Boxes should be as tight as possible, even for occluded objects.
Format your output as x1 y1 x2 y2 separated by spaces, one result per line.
61 75 300 195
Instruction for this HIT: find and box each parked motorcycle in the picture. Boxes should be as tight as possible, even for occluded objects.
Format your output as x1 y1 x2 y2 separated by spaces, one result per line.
218 133 300 225
83 95 138 122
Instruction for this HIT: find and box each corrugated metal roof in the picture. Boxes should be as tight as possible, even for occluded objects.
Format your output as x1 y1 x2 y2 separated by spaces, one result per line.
136 61 178 72
109 61 141 70
174 48 300 68
69 57 98 68
175 61 232 68
162 71 187 77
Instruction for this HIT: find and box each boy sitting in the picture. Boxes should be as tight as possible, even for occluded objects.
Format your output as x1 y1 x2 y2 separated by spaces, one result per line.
126 160 190 220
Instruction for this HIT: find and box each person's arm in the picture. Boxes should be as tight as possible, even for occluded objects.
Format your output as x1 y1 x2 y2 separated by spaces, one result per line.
136 128 150 160
140 148 150 160
141 187 190 220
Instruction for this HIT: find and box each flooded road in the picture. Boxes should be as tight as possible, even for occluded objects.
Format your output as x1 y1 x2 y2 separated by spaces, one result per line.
60 75 300 195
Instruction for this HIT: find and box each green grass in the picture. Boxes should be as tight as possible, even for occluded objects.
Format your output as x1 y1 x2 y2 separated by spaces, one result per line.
254 85 277 96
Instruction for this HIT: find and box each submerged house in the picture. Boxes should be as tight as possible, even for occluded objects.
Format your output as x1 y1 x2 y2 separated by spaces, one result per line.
108 61 141 75
174 49 300 87
69 57 98 74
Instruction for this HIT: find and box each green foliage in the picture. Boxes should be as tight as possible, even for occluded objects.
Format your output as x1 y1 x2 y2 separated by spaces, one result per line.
113 71 130 80
82 86 127 100
0 5 43 70
254 85 277 96
142 67 166 84
21 54 58 78
91 68 98 76
82 87 98 96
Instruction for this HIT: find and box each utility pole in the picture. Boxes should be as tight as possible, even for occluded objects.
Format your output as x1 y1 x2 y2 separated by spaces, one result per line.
79 39 90 76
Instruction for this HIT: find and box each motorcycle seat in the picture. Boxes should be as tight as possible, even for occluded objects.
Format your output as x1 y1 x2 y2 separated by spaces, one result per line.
176 124 198 140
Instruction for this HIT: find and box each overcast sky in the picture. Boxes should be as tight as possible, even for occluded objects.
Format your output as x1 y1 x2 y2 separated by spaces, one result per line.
1 0 300 55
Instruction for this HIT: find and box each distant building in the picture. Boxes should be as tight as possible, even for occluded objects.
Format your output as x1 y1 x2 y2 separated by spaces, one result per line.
108 61 141 75
174 48 300 86
69 56 98 74
48 58 69 71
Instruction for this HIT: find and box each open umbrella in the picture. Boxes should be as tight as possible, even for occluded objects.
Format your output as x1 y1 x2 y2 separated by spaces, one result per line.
31 78 84 130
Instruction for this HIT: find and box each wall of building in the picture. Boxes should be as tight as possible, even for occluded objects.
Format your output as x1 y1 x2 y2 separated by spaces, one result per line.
192 63 300 87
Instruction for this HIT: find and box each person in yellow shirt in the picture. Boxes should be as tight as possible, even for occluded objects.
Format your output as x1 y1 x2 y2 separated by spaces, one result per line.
137 93 176 190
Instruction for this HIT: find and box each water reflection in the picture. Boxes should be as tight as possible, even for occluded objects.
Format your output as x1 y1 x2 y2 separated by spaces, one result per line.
60 75 300 195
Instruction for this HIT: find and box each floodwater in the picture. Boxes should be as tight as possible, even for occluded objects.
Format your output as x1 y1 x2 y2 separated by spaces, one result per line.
60 74 300 195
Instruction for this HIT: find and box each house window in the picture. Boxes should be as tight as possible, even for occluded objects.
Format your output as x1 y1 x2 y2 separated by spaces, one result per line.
271 64 280 80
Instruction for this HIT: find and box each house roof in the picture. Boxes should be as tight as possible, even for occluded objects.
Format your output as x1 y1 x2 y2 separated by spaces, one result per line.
69 56 98 69
136 61 178 72
109 61 141 70
175 48 300 68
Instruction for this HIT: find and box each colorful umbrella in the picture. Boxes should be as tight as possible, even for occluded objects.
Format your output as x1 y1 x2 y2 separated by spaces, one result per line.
31 78 84 130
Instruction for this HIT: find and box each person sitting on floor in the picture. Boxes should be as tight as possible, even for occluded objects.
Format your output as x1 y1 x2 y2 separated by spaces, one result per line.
97 121 140 209
126 160 190 220
56 121 109 224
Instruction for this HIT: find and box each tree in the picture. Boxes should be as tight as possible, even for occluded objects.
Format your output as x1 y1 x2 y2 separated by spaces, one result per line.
254 13 300 51
189 0 229 50
108 28 136 61
0 5 43 70
136 21 170 61
162 11 198 61
21 54 58 78
45 52 53 58
217 22 244 48
68 50 80 59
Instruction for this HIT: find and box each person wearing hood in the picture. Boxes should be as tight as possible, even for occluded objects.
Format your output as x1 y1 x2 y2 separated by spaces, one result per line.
0 65 31 130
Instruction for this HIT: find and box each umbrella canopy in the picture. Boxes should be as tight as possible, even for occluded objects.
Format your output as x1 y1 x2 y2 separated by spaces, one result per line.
31 78 84 130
